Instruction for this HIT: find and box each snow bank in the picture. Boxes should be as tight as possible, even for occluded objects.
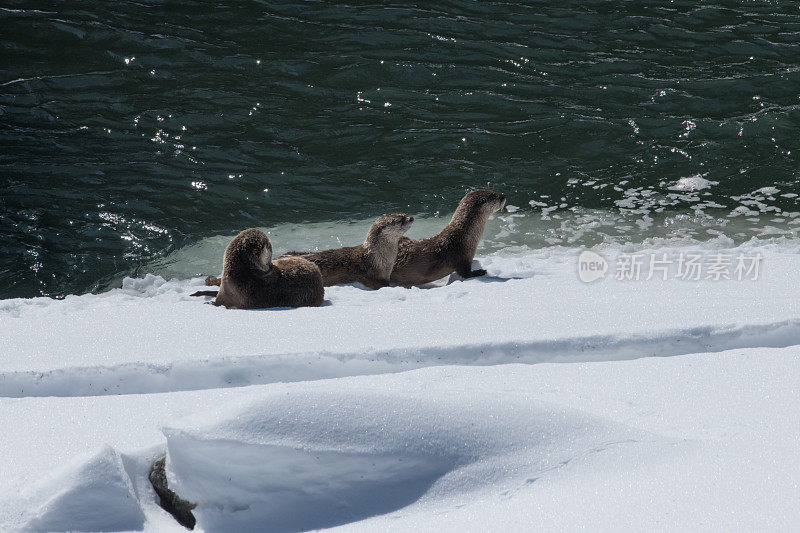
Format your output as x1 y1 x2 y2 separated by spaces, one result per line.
2 243 800 398
2 241 800 531
4 348 799 531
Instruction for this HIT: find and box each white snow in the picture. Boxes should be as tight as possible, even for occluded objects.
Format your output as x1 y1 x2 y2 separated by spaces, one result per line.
22 446 145 533
2 241 800 531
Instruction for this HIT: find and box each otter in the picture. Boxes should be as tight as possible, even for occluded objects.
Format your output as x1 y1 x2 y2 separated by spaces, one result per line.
149 456 196 530
281 213 414 289
210 228 324 309
390 190 506 286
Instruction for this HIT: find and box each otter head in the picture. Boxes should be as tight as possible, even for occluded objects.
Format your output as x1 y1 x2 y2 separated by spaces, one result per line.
454 190 507 223
366 213 414 243
223 228 272 274
378 213 414 235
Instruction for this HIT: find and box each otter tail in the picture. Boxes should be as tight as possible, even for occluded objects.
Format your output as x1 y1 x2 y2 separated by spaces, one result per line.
190 290 218 297
149 456 197 530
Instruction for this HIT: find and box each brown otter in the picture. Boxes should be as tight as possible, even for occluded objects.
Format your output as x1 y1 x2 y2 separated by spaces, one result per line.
211 228 324 309
281 213 414 289
149 456 196 530
390 190 506 286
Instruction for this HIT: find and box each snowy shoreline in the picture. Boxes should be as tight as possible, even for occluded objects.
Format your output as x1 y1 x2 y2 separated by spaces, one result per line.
2 240 800 531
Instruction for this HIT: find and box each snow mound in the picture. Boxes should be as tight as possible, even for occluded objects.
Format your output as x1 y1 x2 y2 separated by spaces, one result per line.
22 446 144 532
161 383 651 532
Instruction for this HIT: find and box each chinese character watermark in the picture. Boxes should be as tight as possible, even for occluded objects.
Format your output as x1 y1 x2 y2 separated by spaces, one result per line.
578 251 762 282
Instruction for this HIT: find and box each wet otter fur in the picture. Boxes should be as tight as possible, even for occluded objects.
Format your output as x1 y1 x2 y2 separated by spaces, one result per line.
282 213 414 289
149 456 196 530
390 190 506 286
213 228 324 309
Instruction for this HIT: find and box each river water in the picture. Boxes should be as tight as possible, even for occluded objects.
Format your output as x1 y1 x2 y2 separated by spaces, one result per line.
2 1 800 297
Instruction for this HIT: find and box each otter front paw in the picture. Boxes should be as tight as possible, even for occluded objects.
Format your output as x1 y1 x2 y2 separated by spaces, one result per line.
464 268 487 278
205 275 221 286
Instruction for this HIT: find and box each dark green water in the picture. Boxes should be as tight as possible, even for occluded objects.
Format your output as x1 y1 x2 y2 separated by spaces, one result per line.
2 1 800 298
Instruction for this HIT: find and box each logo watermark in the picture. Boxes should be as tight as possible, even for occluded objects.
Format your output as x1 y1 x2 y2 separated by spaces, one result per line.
578 251 762 282
578 250 609 283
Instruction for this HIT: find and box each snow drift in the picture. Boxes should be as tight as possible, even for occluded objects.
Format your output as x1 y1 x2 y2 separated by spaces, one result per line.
161 385 649 532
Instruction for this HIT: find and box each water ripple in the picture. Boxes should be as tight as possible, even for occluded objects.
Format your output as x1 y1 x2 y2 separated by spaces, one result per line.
2 0 800 297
